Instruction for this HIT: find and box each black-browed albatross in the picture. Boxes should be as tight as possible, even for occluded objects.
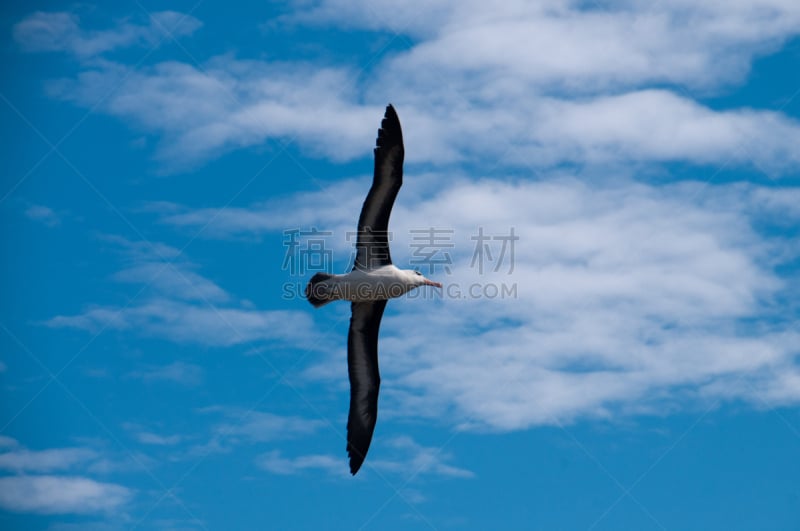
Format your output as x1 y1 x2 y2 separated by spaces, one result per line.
304 104 442 475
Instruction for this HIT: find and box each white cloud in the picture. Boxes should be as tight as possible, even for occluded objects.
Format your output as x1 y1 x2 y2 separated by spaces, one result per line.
529 90 800 170
193 174 798 431
121 422 183 446
256 450 343 476
18 3 800 439
47 298 313 347
98 233 183 261
45 236 315 347
0 440 150 477
0 441 133 516
151 178 367 239
45 58 381 171
371 436 473 479
0 475 131 514
182 409 326 458
127 361 204 387
289 0 800 90
42 58 800 174
114 263 230 304
207 409 325 444
97 234 230 302
32 2 800 173
135 432 182 446
122 422 184 446
256 436 472 478
99 235 230 303
25 204 61 227
84 451 157 476
13 10 201 58
0 447 98 473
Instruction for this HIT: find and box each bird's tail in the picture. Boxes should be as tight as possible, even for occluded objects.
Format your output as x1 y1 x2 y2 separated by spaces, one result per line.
305 272 336 308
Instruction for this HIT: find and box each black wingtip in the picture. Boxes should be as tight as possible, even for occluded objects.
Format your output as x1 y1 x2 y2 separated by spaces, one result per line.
383 104 399 126
347 440 367 475
348 455 364 476
377 103 403 150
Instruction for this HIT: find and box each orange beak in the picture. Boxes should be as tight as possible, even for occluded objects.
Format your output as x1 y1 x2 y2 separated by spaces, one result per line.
423 279 443 288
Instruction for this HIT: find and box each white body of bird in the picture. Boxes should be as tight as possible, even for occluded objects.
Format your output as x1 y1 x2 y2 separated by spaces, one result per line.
307 265 440 305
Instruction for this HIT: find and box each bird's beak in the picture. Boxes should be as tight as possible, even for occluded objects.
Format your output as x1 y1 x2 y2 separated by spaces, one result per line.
423 279 443 288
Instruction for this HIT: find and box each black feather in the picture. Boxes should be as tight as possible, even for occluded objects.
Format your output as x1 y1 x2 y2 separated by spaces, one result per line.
346 300 388 474
353 104 404 271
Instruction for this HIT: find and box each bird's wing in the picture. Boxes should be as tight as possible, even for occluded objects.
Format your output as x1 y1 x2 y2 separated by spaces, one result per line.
346 299 388 475
353 104 404 271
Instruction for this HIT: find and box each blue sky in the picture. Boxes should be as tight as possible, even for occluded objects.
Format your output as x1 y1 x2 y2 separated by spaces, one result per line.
2 1 800 529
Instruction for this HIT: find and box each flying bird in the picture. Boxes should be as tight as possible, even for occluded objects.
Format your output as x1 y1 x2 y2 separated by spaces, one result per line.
304 104 442 475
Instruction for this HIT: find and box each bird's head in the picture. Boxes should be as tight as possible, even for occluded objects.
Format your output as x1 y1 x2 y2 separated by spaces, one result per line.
405 269 443 290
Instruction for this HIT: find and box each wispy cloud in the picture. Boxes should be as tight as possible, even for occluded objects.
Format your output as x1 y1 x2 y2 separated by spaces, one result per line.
528 90 800 171
0 447 99 473
102 235 231 306
185 408 326 458
289 0 800 90
122 423 183 446
0 438 151 476
256 436 472 479
27 2 800 173
114 263 230 304
256 450 344 476
45 236 315 347
150 178 366 240
13 10 201 58
371 436 473 479
127 361 204 387
41 58 800 174
45 58 380 171
24 204 61 227
208 408 324 443
135 432 182 446
207 174 799 431
0 440 133 515
47 298 313 347
0 475 132 514
12 0 800 472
